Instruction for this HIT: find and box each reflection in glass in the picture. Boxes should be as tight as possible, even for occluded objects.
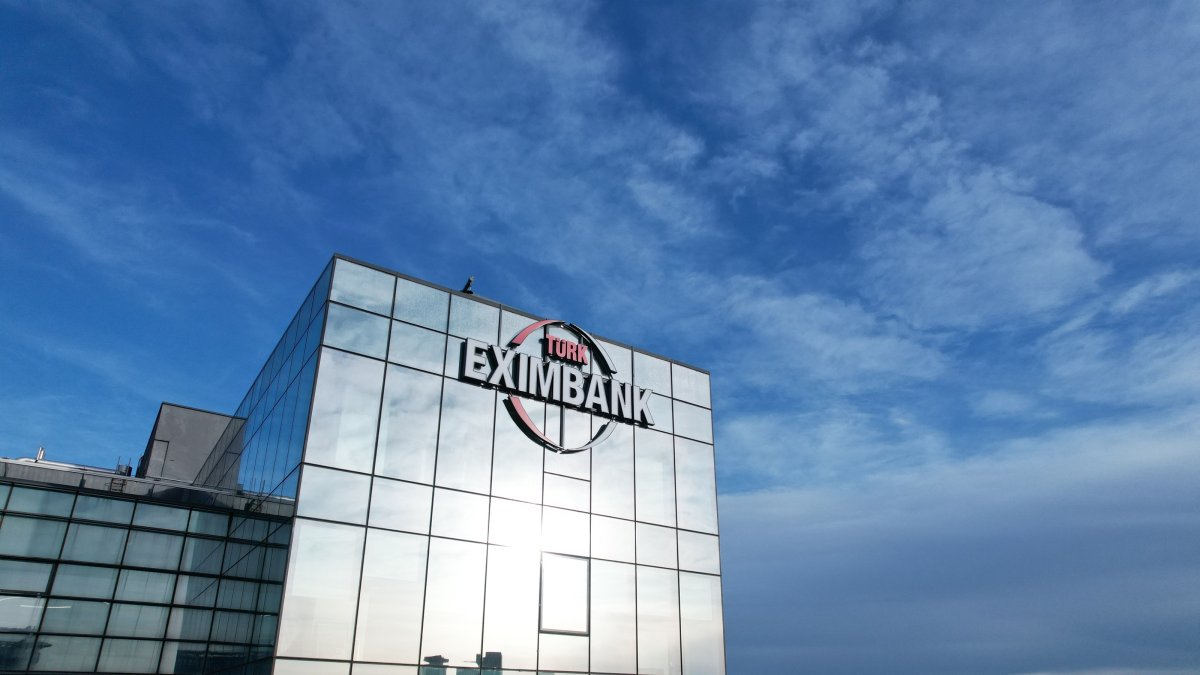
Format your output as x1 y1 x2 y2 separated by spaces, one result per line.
393 276 449 331
543 472 589 511
673 400 713 444
637 566 682 675
434 381 494 493
29 635 101 672
275 658 352 675
538 632 589 672
181 537 224 575
174 575 218 607
6 487 73 517
678 531 721 575
0 633 33 671
592 424 634 520
421 538 485 668
133 503 190 530
542 507 588 556
591 560 637 673
123 531 183 569
158 641 207 675
675 438 719 534
369 478 432 533
671 364 711 408
352 663 418 675
297 465 371 524
211 610 253 642
330 259 395 316
354 529 427 663
0 516 67 558
448 294 499 342
491 396 544 503
187 510 227 537
73 495 134 524
0 594 43 630
634 351 672 396
61 523 126 564
591 515 634 563
540 554 589 633
648 393 674 433
276 519 364 659
115 570 175 603
431 488 489 542
166 607 213 641
0 560 51 593
40 598 110 633
488 498 541 549
217 579 259 611
106 603 169 638
680 572 727 675
482 545 539 669
97 639 161 673
596 339 632 381
325 303 390 360
635 429 676 526
375 365 442 484
637 523 678 569
388 321 446 374
305 349 384 473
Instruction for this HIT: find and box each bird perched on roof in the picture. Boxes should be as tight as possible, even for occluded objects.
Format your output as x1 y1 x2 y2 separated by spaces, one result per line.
462 276 475 294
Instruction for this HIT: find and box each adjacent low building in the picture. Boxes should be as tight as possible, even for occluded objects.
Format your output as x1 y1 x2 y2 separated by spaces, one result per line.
0 255 726 675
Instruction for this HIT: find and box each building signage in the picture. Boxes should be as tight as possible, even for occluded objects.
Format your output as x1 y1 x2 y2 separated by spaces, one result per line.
461 319 654 453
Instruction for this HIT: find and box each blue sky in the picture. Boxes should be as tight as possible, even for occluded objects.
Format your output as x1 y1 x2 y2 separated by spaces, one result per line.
2 2 1198 673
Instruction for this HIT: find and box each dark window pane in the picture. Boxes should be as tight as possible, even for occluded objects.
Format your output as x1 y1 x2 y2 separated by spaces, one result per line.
115 570 175 603
188 511 227 536
29 635 101 672
73 496 134 524
174 576 218 608
217 579 259 611
158 641 207 675
167 608 213 641
6 487 73 517
0 560 52 593
123 531 183 569
133 503 190 530
40 598 110 634
97 638 160 673
53 564 118 599
106 603 168 638
0 633 34 670
211 610 254 643
224 542 265 578
61 523 125 563
0 516 67 558
181 537 225 575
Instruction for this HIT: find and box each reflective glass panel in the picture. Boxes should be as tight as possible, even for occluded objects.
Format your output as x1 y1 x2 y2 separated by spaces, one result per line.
672 364 711 409
276 659 351 675
488 498 540 549
330 259 394 316
29 635 101 672
217 579 259 611
297 465 370 524
393 276 448 331
354 529 427 663
0 516 66 558
491 395 543 503
481 545 539 669
434 381 494 493
637 523 678 569
210 610 253 642
133 503 190 530
223 541 265 578
591 515 634 563
590 561 636 673
188 511 227 536
6 487 73 517
276 519 364 659
116 570 175 603
73 495 134 524
544 473 589 511
637 566 682 675
98 638 160 673
158 641 207 675
421 538 486 667
369 478 432 533
430 488 489 542
174 576 218 607
0 594 43 630
0 559 51 593
352 665 418 675
180 538 224 575
388 321 446 374
592 424 634 519
448 295 499 342
167 608 213 641
675 438 719 534
123 531 183 569
0 633 33 671
61 523 126 563
444 336 463 376
635 429 676 526
542 507 588 556
648 392 673 433
680 572 726 675
678 531 721 575
325 303 390 360
634 351 672 396
673 400 714 444
540 554 588 633
375 365 441 484
596 339 632 381
106 603 168 638
41 598 110 633
539 632 589 671
305 349 384 473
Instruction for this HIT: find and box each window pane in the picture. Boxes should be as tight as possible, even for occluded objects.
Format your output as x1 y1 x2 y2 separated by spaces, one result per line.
159 641 207 675
539 632 589 671
0 560 52 593
123 531 183 569
540 554 588 633
7 487 73 517
634 352 672 396
393 276 449 331
592 425 634 519
488 498 540 549
0 633 33 671
542 507 588 556
353 529 427 663
330 259 394 315
369 478 432 533
635 429 676 526
305 349 384 473
680 572 726 675
673 401 713 444
544 473 589 511
133 503 190 530
275 659 351 675
637 523 677 569
210 610 253 642
448 295 499 342
167 608 213 641
188 511 227 536
0 594 43 630
678 531 721 575
375 365 442 484
276 519 364 659
430 488 489 542
421 538 485 667
116 570 175 603
591 515 634 563
671 365 711 408
53 564 118 598
637 566 681 675
0 516 67 558
591 561 636 673
98 638 160 673
106 604 168 638
181 538 225 575
297 465 370 524
481 545 539 670
325 303 390 360
174 576 218 607
434 381 494 493
648 393 673 433
41 598 110 633
675 438 718 534
490 396 543 503
29 635 101 672
73 496 134 524
217 579 259 611
61 523 126 563
387 321 446 374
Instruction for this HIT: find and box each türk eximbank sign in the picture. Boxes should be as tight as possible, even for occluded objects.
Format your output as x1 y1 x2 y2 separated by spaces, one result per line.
461 318 654 453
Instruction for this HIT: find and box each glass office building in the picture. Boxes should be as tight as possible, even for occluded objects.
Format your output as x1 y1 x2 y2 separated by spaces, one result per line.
0 255 725 675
